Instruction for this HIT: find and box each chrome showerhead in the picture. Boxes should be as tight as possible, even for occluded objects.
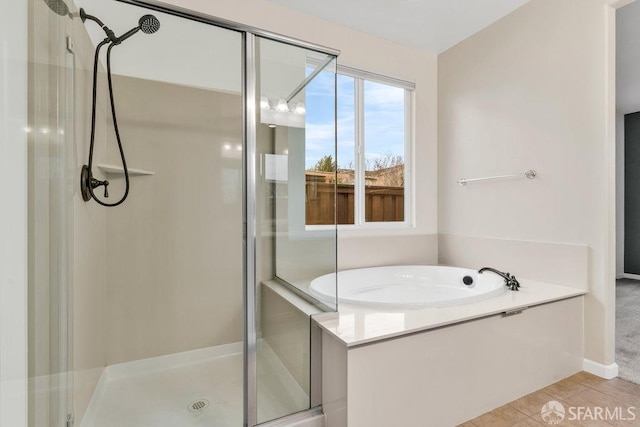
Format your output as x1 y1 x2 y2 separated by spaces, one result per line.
139 15 160 34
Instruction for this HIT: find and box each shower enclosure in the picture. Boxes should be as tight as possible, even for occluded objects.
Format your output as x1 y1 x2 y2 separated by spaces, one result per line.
26 0 338 426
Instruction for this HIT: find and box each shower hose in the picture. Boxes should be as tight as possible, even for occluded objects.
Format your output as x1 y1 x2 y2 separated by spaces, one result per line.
85 39 130 207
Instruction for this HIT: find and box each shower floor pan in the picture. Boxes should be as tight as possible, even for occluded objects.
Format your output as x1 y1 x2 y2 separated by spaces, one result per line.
81 340 308 426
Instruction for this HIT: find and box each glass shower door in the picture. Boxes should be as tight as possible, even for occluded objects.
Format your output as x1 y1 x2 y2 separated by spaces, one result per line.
253 36 337 425
27 1 340 425
28 0 76 425
29 1 246 425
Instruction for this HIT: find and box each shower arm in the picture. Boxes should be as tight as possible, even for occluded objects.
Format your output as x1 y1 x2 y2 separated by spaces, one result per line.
80 8 118 43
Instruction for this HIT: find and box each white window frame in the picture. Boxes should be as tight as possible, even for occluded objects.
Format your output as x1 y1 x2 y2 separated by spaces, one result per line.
306 65 415 231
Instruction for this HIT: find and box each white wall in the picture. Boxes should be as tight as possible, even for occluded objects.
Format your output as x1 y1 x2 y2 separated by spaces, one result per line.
438 0 615 366
0 0 28 425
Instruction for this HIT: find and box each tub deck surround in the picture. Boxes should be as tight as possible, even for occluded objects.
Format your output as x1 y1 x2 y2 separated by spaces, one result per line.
313 279 586 347
320 294 585 427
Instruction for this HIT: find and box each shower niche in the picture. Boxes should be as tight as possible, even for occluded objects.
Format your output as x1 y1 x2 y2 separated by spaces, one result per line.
27 0 337 426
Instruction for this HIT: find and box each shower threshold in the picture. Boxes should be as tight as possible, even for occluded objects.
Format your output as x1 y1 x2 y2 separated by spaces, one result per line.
81 340 308 426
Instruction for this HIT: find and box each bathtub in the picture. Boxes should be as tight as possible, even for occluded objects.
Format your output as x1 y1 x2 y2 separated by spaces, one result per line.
309 265 507 309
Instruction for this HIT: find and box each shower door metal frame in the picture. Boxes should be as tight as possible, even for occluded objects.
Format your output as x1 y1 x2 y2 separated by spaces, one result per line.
111 1 339 426
243 32 258 426
114 0 340 56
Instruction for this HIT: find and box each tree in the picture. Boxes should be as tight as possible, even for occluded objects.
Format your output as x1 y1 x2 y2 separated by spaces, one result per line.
365 152 404 172
366 152 404 187
310 155 337 172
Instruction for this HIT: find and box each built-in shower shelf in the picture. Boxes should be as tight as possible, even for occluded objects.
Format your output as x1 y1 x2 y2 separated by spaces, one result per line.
96 164 155 176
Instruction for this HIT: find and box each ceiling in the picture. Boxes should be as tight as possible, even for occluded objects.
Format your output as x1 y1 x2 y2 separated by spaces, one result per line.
617 1 640 114
265 0 530 54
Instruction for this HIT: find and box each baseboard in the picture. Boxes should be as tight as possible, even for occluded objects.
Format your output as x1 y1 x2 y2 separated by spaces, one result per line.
583 359 619 379
617 273 640 281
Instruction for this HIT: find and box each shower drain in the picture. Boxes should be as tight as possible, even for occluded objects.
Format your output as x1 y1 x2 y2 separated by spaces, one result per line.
187 399 210 415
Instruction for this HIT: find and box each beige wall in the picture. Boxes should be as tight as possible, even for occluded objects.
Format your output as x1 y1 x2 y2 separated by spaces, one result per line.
261 285 311 395
438 0 615 365
338 234 438 271
104 76 244 364
160 0 439 255
72 12 109 423
438 235 589 289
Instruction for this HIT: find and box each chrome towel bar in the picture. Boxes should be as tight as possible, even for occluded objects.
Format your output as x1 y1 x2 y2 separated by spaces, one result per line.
457 169 537 186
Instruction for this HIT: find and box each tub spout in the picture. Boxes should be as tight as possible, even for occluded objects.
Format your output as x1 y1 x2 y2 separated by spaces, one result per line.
478 267 521 291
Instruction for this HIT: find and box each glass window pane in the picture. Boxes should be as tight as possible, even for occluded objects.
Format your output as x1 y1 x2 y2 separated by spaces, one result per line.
304 67 339 225
364 80 405 222
305 74 354 225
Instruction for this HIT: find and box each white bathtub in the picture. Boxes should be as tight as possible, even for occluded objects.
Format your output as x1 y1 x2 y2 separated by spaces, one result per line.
309 265 507 309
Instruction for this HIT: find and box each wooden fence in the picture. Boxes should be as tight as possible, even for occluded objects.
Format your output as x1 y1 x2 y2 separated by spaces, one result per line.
306 182 404 225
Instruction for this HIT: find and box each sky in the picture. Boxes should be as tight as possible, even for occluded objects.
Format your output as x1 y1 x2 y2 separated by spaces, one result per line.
303 67 406 170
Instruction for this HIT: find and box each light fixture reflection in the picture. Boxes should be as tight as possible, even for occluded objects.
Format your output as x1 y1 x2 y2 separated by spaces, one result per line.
260 96 270 109
294 102 306 115
275 99 289 112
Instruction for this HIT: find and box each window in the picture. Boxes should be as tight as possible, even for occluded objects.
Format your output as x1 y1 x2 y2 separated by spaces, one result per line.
305 67 413 227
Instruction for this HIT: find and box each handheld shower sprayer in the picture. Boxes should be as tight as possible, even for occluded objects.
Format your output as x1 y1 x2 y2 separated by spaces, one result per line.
116 15 161 44
79 9 160 207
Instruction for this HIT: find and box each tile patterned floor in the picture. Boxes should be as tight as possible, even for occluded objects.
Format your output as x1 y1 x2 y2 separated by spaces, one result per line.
459 372 640 426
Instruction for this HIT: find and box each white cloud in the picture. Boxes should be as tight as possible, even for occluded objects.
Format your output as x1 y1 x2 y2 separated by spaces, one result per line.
364 82 405 106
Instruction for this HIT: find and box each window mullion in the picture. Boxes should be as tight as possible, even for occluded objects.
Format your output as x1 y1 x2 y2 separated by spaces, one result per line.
404 88 412 227
354 78 366 225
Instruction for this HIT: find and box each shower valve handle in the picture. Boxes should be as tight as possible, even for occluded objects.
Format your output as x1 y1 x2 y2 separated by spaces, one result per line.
91 178 110 198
